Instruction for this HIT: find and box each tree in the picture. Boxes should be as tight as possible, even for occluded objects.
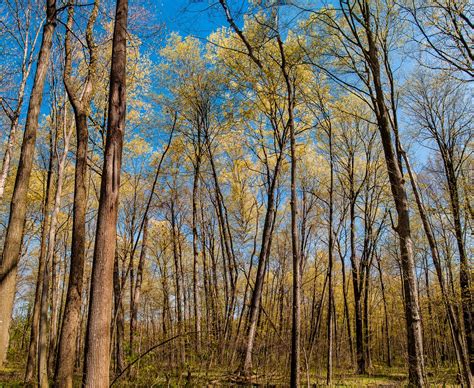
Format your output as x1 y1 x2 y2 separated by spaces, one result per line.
82 0 128 385
404 0 473 79
54 1 99 385
0 0 43 200
303 1 426 384
405 72 473 374
0 0 57 367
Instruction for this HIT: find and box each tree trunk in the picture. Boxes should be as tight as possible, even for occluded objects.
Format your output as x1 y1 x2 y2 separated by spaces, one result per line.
38 105 72 387
82 0 128 384
192 149 202 352
130 217 148 357
376 254 391 368
326 118 335 386
25 130 56 383
363 16 425 385
55 0 99 378
403 151 472 386
0 116 20 201
0 0 56 367
170 197 185 365
241 154 283 376
113 254 125 374
444 160 473 374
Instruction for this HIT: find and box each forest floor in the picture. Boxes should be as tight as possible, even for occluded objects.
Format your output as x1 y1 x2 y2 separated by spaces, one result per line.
0 361 461 387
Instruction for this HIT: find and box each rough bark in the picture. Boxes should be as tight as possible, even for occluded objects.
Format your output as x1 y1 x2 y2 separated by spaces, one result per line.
82 0 128 384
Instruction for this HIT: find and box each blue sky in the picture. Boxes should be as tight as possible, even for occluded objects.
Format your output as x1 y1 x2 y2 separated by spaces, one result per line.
153 0 229 39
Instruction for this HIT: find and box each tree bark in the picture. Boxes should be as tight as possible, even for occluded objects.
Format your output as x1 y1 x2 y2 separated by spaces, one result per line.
55 2 99 384
82 0 128 384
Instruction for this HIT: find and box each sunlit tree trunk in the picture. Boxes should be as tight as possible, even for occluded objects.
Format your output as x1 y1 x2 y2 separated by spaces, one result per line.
82 0 128 384
55 2 99 384
0 0 57 367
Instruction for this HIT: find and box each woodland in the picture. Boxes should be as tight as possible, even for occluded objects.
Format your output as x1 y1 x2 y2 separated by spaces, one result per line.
0 0 472 386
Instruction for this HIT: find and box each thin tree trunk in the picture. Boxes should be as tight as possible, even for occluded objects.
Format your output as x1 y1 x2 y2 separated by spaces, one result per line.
326 118 335 386
375 253 391 368
0 6 42 201
170 197 185 365
241 154 283 376
192 149 202 352
38 104 73 387
130 216 148 357
403 151 472 386
0 116 19 201
25 129 56 383
444 161 473 374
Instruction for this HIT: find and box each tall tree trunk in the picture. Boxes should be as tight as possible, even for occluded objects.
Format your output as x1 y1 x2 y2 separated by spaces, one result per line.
362 13 425 384
0 0 56 367
25 129 56 383
55 1 99 383
350 189 365 375
170 197 185 365
192 149 202 352
326 118 335 386
403 151 472 386
54 113 89 388
38 106 73 388
281 47 300 388
444 160 473 374
82 0 128 384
